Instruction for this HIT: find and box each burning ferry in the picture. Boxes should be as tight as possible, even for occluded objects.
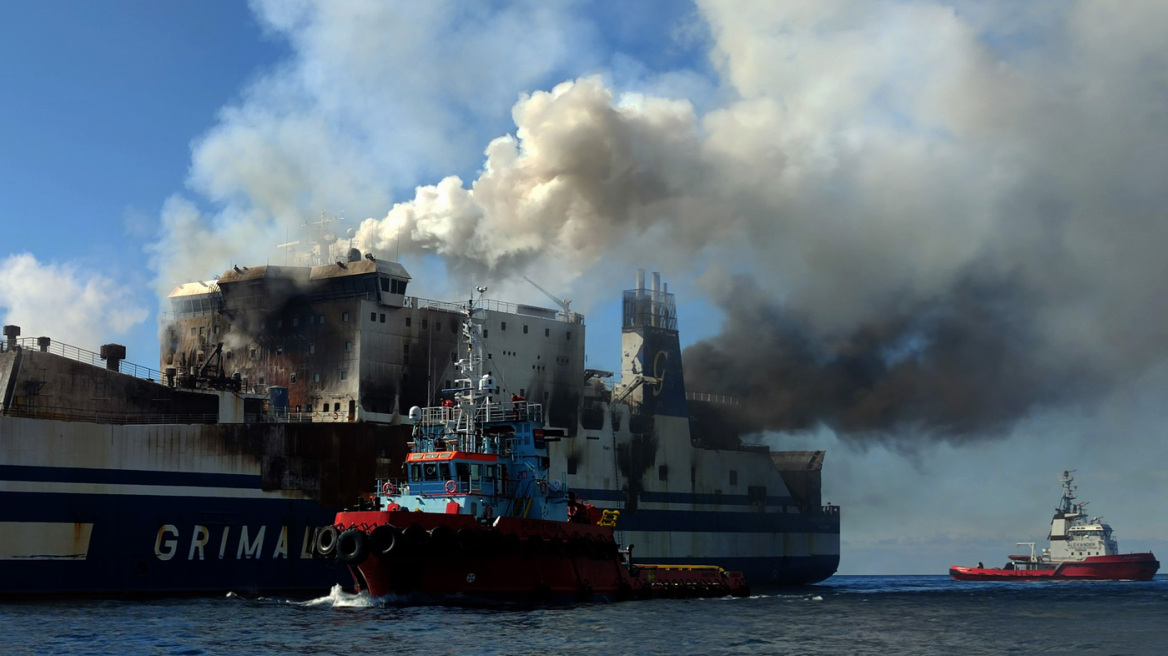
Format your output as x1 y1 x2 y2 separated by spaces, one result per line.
0 248 839 596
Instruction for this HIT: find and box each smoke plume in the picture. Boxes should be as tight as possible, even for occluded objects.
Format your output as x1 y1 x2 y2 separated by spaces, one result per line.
150 1 1168 444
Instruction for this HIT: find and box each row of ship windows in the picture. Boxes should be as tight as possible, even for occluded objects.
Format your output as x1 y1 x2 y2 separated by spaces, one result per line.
251 370 350 386
188 314 572 341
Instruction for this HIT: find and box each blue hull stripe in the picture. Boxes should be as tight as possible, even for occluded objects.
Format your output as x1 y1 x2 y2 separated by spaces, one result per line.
576 486 799 507
0 464 259 490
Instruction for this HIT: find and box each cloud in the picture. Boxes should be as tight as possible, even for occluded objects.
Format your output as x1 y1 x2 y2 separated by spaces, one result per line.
0 253 148 349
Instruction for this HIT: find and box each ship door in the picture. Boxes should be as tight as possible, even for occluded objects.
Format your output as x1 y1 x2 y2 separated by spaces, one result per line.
348 399 355 421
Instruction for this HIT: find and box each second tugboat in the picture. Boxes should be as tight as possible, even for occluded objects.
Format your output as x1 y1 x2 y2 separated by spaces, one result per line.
312 290 749 602
950 471 1159 581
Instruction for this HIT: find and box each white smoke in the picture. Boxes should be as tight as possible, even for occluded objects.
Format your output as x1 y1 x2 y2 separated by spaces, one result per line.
147 0 1168 437
0 253 148 349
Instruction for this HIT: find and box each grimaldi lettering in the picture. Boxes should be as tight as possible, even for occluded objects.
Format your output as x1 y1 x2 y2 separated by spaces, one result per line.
154 524 319 561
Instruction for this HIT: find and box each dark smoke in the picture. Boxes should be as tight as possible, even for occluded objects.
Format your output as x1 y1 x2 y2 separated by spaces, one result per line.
683 273 1105 445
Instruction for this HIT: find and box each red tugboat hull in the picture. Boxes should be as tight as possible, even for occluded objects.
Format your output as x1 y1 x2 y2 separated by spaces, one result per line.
950 553 1159 581
326 510 750 602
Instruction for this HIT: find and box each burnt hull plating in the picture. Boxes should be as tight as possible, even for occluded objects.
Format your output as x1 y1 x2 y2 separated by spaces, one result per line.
0 416 406 596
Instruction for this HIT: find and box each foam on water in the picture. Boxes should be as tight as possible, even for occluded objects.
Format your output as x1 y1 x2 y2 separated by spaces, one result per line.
300 584 376 608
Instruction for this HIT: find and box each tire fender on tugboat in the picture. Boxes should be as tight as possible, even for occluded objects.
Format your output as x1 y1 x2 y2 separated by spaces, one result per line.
336 528 370 566
313 525 339 561
370 524 400 557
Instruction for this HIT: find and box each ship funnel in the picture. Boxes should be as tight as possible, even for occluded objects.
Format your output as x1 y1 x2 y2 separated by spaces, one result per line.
37 337 50 352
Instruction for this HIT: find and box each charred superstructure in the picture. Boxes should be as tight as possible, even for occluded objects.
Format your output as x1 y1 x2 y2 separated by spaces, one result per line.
552 272 840 585
0 260 838 596
165 249 584 431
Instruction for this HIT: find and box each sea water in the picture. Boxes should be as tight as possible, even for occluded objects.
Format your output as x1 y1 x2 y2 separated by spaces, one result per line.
2 576 1165 655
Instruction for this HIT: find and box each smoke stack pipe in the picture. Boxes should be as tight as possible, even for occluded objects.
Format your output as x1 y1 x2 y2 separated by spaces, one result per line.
3 325 19 350
100 344 126 372
636 268 645 293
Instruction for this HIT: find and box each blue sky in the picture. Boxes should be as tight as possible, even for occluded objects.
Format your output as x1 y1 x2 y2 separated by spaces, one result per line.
4 1 1168 575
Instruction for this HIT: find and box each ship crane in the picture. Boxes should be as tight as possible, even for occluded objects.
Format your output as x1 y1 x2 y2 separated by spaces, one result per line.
523 277 572 319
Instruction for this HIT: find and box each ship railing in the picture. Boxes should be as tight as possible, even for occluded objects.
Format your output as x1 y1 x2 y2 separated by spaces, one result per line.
476 401 543 424
407 296 583 324
821 504 841 517
1 337 164 383
0 404 218 425
686 392 740 405
415 402 544 426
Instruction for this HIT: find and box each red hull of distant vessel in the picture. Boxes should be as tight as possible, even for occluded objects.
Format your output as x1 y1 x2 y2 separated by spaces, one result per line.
950 553 1159 581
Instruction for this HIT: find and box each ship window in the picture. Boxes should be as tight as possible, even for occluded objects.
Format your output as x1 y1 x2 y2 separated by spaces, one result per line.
380 314 385 323
567 458 578 475
381 278 389 292
370 312 376 322
322 403 328 412
342 312 349 322
435 321 441 332
658 465 668 481
406 317 411 327
340 370 347 380
485 466 496 480
545 328 550 337
345 341 352 351
566 331 571 341
422 319 428 329
410 464 422 481
502 321 507 331
290 372 296 383
456 463 470 481
213 326 220 335
523 325 528 334
309 344 315 354
729 470 738 486
424 464 437 480
438 463 452 480
334 402 340 412
484 329 488 338
191 327 196 336
314 373 320 383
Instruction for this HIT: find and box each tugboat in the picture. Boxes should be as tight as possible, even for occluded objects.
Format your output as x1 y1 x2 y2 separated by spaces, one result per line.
311 291 750 602
950 471 1159 581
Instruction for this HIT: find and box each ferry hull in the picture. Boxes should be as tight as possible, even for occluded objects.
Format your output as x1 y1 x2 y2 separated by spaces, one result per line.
949 553 1160 581
0 415 403 597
